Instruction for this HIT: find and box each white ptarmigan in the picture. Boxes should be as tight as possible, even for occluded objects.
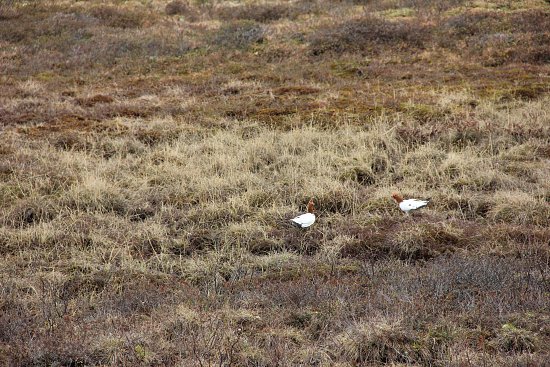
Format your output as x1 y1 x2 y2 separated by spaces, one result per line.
392 192 429 214
290 198 316 228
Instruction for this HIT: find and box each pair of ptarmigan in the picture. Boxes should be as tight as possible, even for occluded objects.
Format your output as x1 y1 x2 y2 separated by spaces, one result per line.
290 193 428 228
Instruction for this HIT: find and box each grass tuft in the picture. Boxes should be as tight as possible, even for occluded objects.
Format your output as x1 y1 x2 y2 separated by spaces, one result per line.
334 319 429 364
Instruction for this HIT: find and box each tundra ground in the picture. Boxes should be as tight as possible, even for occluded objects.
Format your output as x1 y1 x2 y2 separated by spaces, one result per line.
0 0 549 365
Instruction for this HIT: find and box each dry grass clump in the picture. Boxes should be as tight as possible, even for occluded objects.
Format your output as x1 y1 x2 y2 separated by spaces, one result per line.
490 323 539 354
488 191 550 226
48 131 93 154
438 151 508 192
391 221 467 260
63 173 129 214
0 146 79 200
333 319 429 364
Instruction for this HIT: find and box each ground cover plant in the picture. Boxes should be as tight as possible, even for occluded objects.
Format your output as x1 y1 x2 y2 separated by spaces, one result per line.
0 0 549 365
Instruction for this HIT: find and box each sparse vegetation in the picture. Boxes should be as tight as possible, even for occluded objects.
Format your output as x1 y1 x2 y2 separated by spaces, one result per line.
1 0 549 365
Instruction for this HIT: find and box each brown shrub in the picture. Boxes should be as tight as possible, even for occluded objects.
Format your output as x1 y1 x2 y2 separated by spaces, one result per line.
268 227 324 255
105 276 175 315
83 33 191 67
61 271 111 297
441 11 507 39
488 226 550 258
165 0 200 21
0 99 78 126
422 255 547 315
359 0 466 14
339 222 394 260
163 314 244 366
505 85 549 101
509 34 550 65
0 0 18 20
340 166 377 185
75 94 114 107
216 3 295 23
50 131 90 151
88 5 145 29
439 9 550 65
509 9 550 34
0 10 96 43
185 229 223 255
210 20 266 49
310 15 430 55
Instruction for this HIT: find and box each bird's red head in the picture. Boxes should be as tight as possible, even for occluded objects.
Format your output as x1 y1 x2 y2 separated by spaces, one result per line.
307 198 315 213
391 192 403 203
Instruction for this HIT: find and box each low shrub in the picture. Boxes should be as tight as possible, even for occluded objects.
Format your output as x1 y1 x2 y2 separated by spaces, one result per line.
88 5 145 29
210 20 266 49
216 3 295 23
310 15 430 55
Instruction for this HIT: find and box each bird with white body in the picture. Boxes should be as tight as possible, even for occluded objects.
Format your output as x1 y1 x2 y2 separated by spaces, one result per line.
392 192 429 214
290 198 316 228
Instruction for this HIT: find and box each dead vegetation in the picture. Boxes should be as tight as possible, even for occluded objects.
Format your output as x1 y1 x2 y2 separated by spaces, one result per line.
1 0 549 365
